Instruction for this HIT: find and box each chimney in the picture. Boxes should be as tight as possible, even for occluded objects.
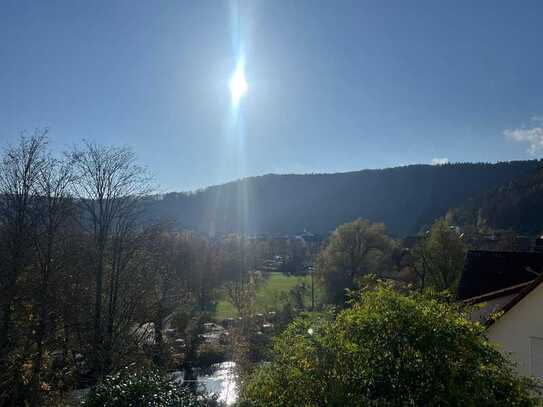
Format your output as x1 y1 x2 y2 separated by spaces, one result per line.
535 235 543 253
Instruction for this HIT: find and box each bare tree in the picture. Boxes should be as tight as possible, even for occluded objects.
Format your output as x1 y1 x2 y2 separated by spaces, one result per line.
141 228 194 365
0 131 47 346
0 133 47 393
224 276 257 319
28 153 74 407
69 142 151 377
0 133 49 406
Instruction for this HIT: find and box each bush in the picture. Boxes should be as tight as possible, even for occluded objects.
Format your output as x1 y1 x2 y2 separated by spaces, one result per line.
241 284 540 406
82 368 215 407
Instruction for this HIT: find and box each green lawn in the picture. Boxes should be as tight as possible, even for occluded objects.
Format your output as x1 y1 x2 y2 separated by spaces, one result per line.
214 272 320 321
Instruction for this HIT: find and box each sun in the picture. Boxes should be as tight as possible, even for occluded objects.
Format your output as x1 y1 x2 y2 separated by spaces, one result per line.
229 63 248 106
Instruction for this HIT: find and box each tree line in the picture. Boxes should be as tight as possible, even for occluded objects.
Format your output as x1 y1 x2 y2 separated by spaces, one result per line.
315 217 469 306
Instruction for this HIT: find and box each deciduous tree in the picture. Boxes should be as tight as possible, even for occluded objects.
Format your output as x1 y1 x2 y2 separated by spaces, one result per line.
412 218 466 291
69 142 151 377
316 218 393 305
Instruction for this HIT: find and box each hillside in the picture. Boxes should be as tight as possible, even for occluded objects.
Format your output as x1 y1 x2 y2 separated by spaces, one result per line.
144 160 542 236
454 163 543 234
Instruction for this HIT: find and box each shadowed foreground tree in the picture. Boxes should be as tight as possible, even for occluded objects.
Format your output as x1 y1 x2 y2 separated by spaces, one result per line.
316 218 394 305
0 133 48 405
142 228 195 366
69 142 152 378
0 134 46 357
241 284 539 406
0 135 231 405
28 151 75 407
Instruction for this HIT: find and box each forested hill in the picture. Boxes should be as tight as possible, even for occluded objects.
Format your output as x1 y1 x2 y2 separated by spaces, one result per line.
454 163 543 234
144 160 542 236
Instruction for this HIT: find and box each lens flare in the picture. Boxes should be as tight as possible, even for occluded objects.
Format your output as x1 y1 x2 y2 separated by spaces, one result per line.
229 62 248 106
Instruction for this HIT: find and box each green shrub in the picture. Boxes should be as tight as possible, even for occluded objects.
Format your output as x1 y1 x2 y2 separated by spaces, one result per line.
241 284 541 406
82 368 215 407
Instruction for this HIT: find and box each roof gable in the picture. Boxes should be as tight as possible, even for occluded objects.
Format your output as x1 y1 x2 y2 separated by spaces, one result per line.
457 250 543 301
486 272 543 327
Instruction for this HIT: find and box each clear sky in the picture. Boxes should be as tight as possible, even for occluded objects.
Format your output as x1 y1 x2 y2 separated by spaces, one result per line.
2 0 543 191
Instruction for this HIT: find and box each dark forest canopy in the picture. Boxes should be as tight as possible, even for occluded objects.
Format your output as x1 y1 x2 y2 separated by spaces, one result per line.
453 164 543 234
144 160 542 236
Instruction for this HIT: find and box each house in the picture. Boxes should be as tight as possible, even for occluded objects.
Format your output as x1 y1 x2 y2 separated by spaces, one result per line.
485 274 543 379
457 250 542 321
458 247 543 379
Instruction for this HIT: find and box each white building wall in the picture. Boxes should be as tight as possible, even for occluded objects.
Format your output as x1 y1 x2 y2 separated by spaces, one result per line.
487 283 543 380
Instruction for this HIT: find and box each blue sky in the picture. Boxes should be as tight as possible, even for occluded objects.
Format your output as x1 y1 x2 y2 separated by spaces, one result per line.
1 1 543 191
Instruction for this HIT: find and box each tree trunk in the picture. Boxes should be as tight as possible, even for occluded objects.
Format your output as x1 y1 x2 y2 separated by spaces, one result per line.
93 238 105 377
0 263 18 361
30 267 49 407
153 305 164 366
30 317 45 407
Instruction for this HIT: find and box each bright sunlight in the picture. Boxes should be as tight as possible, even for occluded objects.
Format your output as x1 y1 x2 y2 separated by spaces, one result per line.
229 61 248 106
